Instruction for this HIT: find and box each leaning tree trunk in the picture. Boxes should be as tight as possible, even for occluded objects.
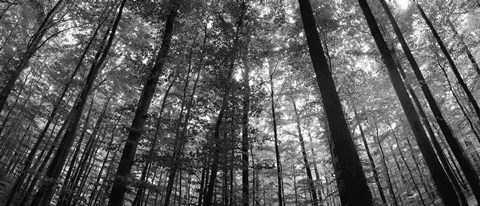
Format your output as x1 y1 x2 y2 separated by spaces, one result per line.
292 100 319 205
28 1 126 205
447 19 480 77
353 109 388 205
297 0 374 205
380 0 480 203
107 1 176 205
357 0 461 205
0 0 66 113
414 1 480 121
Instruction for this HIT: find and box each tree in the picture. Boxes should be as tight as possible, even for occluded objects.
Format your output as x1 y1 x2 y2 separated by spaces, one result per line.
298 0 374 205
357 0 461 205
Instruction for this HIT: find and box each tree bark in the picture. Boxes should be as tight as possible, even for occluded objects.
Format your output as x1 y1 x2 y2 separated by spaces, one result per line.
28 1 125 204
380 1 480 203
414 1 480 122
107 1 176 205
298 0 374 205
357 0 461 204
353 109 388 205
0 0 66 113
292 100 319 205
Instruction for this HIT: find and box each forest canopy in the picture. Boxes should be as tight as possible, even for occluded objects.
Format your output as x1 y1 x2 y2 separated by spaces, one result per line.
0 0 480 205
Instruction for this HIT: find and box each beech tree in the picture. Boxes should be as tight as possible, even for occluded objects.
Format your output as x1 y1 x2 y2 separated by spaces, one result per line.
1 0 479 206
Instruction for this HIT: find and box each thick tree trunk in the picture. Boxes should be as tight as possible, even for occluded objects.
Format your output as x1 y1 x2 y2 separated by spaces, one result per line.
297 0 373 205
107 1 176 205
357 0 460 204
28 1 125 205
133 75 176 206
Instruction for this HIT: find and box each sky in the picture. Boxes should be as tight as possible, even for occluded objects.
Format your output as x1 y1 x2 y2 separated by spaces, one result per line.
396 0 410 10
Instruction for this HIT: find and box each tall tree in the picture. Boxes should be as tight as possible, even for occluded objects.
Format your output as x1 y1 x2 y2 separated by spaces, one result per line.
297 0 374 205
380 0 480 203
28 0 126 205
357 0 461 205
107 1 177 205
0 0 67 113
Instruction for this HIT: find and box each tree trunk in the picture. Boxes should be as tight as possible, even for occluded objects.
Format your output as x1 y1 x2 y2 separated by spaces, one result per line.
373 119 399 206
0 0 66 113
297 0 374 205
107 2 176 205
380 1 480 203
268 67 284 206
415 1 480 121
357 0 461 204
241 65 250 206
203 2 246 205
28 1 125 204
292 100 319 205
353 109 388 205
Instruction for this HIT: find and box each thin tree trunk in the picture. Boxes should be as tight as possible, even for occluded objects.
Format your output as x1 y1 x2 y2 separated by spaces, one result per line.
292 100 318 205
107 2 176 205
203 2 246 205
0 0 66 113
390 126 428 206
353 109 388 205
373 119 399 206
241 65 250 206
298 0 374 205
414 1 480 121
380 1 480 203
447 19 480 77
29 1 125 205
358 0 461 204
268 67 284 206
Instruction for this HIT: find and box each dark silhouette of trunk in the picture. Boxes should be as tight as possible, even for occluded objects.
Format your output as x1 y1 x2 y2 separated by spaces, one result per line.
164 38 203 205
307 131 323 203
19 113 72 206
268 67 284 206
357 0 460 204
446 19 480 77
107 1 176 205
380 1 480 203
390 125 428 206
0 0 66 113
439 61 480 144
353 109 388 205
373 119 399 206
29 1 125 205
292 100 318 205
4 10 108 205
401 121 438 205
298 0 374 205
203 2 246 205
58 96 110 206
414 1 480 121
133 75 176 206
241 66 250 206
87 115 121 206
